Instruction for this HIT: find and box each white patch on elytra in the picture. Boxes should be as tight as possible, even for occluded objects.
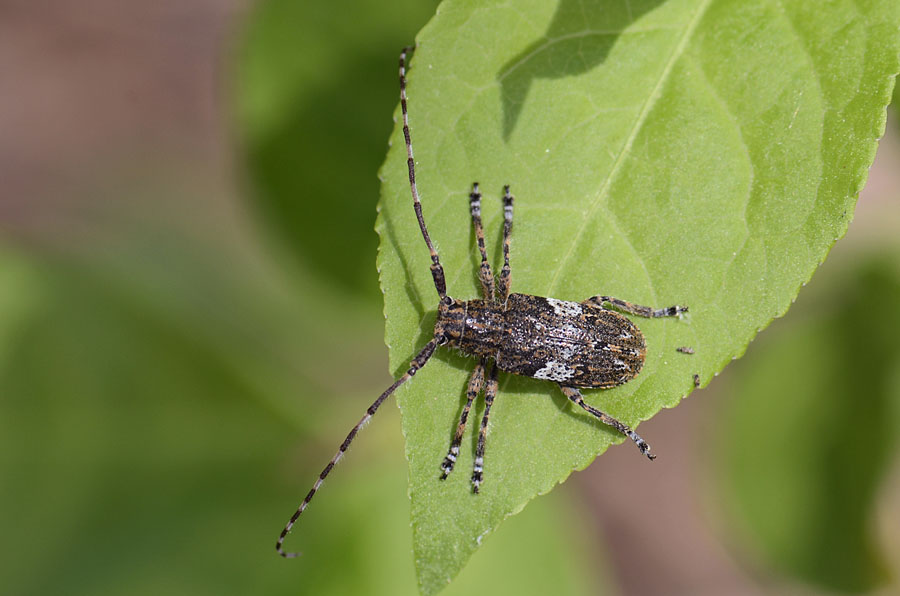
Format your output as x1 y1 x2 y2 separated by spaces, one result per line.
557 344 576 360
552 325 578 361
534 360 575 382
546 298 582 317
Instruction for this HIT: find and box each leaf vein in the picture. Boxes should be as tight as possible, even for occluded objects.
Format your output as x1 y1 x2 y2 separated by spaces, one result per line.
545 0 715 298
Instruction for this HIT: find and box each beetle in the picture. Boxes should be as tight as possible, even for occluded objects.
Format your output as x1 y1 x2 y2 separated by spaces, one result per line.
276 45 687 558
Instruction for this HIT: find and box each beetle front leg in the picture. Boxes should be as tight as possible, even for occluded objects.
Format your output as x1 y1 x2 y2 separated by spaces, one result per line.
559 386 656 460
582 295 687 318
469 183 495 300
498 185 514 301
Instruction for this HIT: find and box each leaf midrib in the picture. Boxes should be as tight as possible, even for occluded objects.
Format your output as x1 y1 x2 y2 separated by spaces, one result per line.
545 0 715 299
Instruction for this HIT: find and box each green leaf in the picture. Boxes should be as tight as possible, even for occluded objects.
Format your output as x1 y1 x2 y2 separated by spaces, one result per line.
376 0 900 592
719 254 900 592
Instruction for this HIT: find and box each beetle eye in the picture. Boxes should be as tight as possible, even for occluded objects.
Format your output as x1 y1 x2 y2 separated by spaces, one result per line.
441 296 453 306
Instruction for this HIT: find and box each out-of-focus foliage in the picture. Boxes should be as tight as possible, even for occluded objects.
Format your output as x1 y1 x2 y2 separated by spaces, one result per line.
719 253 900 593
893 77 899 117
236 0 441 297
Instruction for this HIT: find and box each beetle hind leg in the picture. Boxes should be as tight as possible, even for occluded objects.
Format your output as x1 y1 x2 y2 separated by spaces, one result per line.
559 386 656 460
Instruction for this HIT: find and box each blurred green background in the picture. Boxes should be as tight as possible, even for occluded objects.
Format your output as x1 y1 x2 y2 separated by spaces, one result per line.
1 1 898 594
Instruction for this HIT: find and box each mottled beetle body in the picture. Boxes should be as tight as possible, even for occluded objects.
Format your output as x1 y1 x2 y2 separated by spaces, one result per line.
438 294 645 388
275 46 688 558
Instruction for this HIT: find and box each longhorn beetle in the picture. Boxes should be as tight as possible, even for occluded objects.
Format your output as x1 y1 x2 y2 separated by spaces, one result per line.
276 45 688 558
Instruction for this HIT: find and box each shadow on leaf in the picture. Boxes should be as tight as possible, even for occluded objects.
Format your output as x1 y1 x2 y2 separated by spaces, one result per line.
497 0 665 140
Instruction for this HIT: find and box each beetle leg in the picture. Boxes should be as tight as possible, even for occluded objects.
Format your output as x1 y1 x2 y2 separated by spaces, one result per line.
498 185 514 302
559 386 656 460
469 183 495 300
583 295 687 318
472 362 499 493
440 358 486 479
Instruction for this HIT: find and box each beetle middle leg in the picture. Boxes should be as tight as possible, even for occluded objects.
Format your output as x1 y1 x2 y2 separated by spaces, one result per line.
472 363 499 493
583 295 687 318
440 357 486 479
559 386 656 460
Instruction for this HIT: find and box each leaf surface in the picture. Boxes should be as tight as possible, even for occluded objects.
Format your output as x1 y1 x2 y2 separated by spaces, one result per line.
376 0 898 593
376 0 900 592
